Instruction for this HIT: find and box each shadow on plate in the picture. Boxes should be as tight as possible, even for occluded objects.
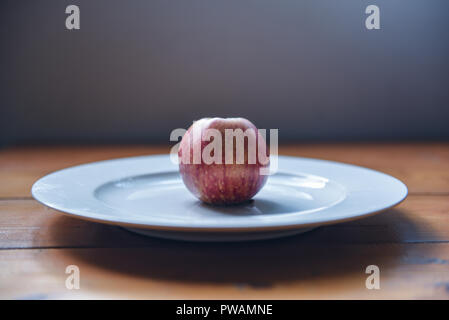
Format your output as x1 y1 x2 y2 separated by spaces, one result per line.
188 198 306 215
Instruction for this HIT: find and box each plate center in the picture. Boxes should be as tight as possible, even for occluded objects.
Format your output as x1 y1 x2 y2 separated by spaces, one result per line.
94 171 346 222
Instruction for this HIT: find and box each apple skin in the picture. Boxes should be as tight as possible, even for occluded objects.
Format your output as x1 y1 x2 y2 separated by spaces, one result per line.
178 117 269 205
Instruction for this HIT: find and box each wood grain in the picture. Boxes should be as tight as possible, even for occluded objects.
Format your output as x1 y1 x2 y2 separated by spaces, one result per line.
0 144 448 299
1 243 448 299
1 143 448 198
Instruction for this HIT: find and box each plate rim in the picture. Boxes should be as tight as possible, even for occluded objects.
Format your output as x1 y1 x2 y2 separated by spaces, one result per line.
31 154 408 233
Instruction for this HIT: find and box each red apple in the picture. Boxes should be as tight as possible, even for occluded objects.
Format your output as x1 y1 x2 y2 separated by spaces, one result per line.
178 117 269 205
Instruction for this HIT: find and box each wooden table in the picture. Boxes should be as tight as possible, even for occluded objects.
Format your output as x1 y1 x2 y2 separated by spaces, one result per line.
1 143 448 299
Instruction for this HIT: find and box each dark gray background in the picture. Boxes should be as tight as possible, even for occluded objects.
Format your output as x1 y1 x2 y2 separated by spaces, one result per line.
1 0 448 145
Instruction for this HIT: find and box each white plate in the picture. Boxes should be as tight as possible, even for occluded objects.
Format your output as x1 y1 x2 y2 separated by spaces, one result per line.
32 155 407 241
